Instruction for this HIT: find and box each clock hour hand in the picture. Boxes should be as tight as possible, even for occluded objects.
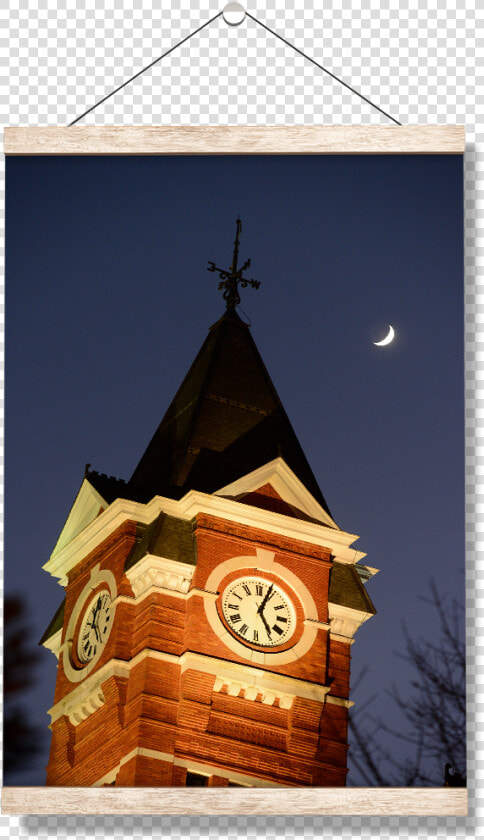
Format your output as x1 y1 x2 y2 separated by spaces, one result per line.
91 598 103 642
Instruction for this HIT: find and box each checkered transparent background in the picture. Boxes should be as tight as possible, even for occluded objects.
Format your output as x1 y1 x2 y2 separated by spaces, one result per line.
0 0 482 836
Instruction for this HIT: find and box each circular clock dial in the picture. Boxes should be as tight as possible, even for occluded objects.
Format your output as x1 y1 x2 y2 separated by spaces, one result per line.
222 577 295 648
77 590 112 664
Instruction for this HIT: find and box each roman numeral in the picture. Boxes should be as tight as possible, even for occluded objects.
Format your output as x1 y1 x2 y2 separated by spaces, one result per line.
230 613 241 623
274 604 284 610
255 584 263 596
276 616 288 623
239 624 248 635
272 624 284 636
253 630 259 642
242 584 251 596
232 592 242 600
227 603 239 610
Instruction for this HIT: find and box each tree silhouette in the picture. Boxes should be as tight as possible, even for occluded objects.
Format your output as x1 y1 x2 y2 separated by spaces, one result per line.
4 594 45 775
348 579 466 787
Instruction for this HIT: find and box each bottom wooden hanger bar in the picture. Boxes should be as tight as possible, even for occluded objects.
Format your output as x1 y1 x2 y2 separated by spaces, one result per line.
1 786 467 816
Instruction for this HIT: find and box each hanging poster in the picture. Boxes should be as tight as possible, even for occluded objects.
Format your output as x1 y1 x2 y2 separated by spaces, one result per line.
2 126 466 815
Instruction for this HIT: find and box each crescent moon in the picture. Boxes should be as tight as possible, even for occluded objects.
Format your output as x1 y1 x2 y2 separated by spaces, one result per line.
373 325 395 346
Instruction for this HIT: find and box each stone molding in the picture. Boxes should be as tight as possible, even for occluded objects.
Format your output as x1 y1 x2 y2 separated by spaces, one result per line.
44 463 367 585
48 647 331 727
325 695 354 709
43 628 62 659
125 554 194 599
66 686 106 726
212 676 294 710
328 602 373 641
49 675 107 728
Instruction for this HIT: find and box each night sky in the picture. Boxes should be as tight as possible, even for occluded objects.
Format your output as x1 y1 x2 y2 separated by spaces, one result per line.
5 153 464 785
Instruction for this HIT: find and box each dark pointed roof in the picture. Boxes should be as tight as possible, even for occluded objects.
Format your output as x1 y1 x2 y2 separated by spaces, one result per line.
128 308 333 518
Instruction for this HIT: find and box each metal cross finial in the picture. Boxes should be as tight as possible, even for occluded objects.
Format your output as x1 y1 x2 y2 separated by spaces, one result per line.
207 217 261 310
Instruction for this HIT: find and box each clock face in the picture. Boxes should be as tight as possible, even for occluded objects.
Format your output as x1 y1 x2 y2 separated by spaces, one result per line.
221 577 295 648
77 590 113 664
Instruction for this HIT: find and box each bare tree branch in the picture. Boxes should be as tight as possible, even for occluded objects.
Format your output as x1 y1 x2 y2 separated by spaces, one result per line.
347 579 466 786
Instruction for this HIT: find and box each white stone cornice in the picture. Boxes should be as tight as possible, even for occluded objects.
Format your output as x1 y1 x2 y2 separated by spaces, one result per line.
48 668 110 727
42 628 62 659
212 676 294 710
116 586 217 607
181 651 331 704
181 492 364 564
48 658 134 726
44 466 366 585
125 554 195 599
328 603 374 641
67 687 106 726
326 695 354 709
48 648 331 727
304 618 331 631
44 496 166 585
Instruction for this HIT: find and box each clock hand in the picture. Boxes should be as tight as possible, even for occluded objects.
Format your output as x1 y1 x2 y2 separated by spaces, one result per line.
257 584 274 616
91 599 103 642
258 610 272 639
90 598 101 625
90 613 101 642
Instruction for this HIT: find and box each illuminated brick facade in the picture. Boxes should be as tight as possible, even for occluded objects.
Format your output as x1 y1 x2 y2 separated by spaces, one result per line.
42 308 376 787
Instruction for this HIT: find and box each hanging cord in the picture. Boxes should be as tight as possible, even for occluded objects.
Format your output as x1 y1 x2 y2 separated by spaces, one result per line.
68 11 223 126
68 6 400 127
246 12 401 126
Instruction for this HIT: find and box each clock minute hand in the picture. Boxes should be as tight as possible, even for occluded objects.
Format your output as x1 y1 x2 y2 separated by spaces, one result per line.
93 615 102 642
91 598 102 642
258 610 272 639
257 584 274 616
91 613 101 643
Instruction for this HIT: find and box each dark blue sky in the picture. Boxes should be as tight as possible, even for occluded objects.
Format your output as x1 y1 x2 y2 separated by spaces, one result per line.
5 153 464 785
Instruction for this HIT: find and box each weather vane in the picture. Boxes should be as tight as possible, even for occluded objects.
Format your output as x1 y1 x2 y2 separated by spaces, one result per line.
207 217 260 310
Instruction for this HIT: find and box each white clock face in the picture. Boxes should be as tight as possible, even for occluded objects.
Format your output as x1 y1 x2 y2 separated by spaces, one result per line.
77 590 112 664
221 577 295 648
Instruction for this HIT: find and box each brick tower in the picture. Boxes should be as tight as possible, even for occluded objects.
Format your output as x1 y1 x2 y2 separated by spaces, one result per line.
41 223 376 788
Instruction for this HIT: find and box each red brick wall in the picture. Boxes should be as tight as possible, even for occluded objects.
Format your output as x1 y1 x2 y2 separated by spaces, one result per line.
46 510 352 788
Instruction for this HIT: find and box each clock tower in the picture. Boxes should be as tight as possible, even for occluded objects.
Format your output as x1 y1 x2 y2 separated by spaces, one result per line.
41 221 376 788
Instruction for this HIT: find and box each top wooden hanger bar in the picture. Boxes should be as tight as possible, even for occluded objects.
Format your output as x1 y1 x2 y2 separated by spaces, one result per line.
4 125 465 155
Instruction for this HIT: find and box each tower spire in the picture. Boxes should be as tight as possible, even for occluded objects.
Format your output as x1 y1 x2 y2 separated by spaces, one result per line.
207 217 261 310
230 216 242 276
